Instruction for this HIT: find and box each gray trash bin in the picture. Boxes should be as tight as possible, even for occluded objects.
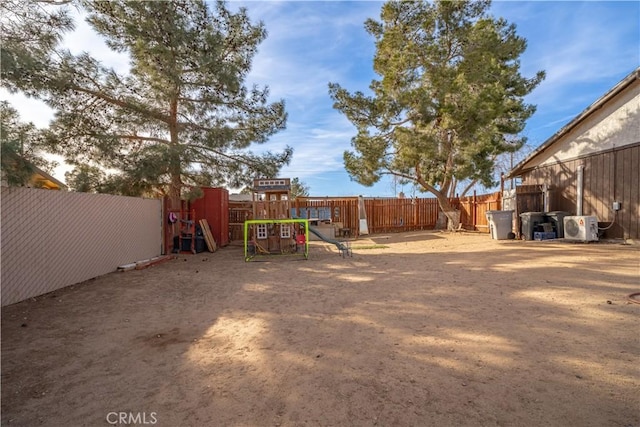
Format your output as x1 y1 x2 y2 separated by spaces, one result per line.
545 211 570 238
520 212 546 240
486 210 514 240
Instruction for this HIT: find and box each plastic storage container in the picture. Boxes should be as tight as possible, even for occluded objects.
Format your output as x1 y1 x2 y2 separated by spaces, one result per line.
545 211 570 238
519 212 546 240
486 210 514 240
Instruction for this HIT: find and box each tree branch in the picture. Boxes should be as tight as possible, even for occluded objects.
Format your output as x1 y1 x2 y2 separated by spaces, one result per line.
96 134 171 145
66 84 171 124
188 143 257 167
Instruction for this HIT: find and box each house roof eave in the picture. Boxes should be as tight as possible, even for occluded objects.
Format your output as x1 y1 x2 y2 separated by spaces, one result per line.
30 164 67 190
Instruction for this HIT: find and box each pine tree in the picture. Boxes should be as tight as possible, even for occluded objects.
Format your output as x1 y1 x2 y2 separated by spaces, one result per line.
329 0 544 228
5 0 290 207
290 177 310 199
0 0 75 96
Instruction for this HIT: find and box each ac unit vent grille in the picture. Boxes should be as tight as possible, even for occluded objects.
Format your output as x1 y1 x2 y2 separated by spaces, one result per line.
565 219 580 237
563 216 599 242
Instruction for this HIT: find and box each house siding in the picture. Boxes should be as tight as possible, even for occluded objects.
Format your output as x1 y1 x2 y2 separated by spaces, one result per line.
535 81 639 168
521 143 640 239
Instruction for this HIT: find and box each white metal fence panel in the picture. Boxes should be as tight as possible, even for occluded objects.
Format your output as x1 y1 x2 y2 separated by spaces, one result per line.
1 187 162 306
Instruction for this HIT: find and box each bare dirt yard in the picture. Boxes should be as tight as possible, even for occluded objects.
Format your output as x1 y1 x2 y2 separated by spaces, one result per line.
2 231 639 427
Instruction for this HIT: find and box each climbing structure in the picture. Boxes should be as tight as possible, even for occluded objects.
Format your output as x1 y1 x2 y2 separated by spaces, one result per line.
244 178 309 261
252 178 291 220
244 218 309 261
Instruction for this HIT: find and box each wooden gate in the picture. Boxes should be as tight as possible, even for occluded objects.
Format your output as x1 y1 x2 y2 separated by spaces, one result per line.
512 185 544 238
456 191 502 232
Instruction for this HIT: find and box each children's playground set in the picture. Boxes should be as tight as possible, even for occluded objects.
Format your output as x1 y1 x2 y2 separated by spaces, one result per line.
243 178 352 261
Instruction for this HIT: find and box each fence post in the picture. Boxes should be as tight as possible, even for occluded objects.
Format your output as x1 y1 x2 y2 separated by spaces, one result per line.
472 190 477 230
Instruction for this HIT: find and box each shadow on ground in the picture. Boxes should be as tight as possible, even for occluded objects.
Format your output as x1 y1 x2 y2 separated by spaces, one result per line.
2 231 639 426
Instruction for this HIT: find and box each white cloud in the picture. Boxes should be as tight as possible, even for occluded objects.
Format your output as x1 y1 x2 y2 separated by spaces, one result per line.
0 90 54 128
62 9 130 72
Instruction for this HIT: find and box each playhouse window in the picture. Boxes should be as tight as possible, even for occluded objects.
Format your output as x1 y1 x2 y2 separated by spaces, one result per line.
256 224 267 239
280 225 291 238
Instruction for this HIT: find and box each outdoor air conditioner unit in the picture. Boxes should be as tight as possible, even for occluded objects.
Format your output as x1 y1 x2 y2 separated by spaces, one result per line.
563 216 599 242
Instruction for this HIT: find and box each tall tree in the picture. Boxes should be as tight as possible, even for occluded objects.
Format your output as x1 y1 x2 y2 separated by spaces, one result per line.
4 0 291 206
64 163 104 193
0 0 75 96
290 177 310 199
329 0 544 228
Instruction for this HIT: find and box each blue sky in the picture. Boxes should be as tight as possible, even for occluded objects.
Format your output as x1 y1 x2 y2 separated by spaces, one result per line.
2 1 638 197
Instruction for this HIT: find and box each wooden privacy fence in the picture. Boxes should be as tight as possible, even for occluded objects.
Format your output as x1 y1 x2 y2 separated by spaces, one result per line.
292 197 360 233
288 192 502 237
364 197 440 233
229 200 253 241
455 191 502 232
507 185 544 239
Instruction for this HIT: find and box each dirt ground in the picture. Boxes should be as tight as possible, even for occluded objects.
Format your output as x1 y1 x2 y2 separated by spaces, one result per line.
1 231 639 427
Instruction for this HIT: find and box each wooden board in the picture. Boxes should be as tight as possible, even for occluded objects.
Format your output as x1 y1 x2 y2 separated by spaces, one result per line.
118 255 176 272
199 219 217 252
199 219 216 252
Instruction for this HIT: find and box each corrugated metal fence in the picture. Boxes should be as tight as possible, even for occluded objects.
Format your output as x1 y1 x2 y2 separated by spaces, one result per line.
1 187 162 306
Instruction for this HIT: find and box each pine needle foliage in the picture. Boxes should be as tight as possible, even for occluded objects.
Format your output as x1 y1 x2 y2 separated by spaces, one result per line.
329 0 544 225
3 0 291 204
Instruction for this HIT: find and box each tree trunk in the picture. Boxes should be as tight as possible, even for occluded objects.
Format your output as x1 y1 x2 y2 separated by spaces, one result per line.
168 96 181 210
416 172 460 231
168 173 181 211
434 194 460 231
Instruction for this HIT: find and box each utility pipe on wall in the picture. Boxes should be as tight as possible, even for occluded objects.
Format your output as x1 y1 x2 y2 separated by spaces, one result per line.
577 165 584 216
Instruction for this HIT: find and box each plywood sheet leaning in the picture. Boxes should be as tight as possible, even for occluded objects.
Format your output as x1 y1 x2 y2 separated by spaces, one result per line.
118 255 176 272
199 219 217 252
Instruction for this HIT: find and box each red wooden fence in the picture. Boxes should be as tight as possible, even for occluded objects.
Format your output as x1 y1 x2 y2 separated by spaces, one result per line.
290 191 502 237
455 191 502 232
293 197 360 234
364 197 440 233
